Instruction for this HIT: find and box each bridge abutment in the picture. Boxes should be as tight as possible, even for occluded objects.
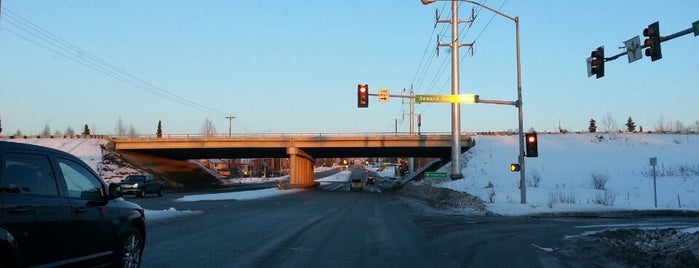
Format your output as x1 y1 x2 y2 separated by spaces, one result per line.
282 147 319 189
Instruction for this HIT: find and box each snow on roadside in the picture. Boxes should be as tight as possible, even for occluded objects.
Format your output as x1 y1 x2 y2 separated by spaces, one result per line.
435 133 699 216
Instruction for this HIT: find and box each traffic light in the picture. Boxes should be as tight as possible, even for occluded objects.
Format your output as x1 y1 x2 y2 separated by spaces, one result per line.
590 46 605 79
525 133 538 157
510 164 521 172
357 84 369 108
643 21 662 61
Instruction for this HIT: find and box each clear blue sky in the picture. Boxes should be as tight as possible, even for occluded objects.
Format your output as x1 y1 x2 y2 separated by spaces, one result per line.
1 1 697 136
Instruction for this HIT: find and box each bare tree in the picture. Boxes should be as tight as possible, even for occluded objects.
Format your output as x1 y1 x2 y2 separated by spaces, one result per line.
654 114 671 133
127 124 138 137
201 118 217 137
674 121 688 133
601 113 618 132
115 118 127 137
65 126 75 136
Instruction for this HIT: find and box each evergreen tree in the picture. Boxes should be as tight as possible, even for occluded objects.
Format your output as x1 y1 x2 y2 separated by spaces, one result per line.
588 119 597 133
156 120 163 138
626 117 636 132
41 124 51 137
640 126 644 133
82 124 91 136
0 117 3 134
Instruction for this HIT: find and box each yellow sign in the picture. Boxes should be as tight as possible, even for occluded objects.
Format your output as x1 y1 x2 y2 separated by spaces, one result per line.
415 94 479 104
378 88 390 102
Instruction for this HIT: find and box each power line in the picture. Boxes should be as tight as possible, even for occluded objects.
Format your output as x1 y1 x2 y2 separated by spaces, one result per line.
0 7 256 131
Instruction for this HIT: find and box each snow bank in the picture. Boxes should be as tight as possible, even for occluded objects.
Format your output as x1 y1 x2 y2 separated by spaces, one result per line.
437 133 699 215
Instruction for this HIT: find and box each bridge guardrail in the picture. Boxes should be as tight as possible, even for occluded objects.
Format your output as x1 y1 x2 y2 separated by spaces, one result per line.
108 132 475 140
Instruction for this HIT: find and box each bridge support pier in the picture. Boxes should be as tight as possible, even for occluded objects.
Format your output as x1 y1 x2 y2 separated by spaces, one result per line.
282 147 319 189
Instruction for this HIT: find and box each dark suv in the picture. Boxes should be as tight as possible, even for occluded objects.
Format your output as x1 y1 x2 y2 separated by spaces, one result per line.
120 174 164 197
0 141 146 267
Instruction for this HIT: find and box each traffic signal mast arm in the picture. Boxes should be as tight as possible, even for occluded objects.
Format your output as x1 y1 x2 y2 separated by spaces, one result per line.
605 25 696 62
367 93 414 99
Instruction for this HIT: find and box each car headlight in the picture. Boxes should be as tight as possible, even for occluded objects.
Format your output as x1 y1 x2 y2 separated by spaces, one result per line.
133 183 139 187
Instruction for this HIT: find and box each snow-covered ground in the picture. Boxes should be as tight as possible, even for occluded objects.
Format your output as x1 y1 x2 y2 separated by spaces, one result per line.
436 133 699 216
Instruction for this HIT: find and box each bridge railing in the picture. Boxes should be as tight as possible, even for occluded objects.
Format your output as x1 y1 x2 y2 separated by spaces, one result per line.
108 132 474 140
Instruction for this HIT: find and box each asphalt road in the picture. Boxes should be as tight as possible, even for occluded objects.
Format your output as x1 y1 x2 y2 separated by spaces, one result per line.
128 168 699 267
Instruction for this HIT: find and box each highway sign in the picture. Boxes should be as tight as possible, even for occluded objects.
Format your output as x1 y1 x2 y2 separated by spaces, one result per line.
378 88 390 102
425 172 447 178
624 36 642 63
693 20 699 36
415 94 479 104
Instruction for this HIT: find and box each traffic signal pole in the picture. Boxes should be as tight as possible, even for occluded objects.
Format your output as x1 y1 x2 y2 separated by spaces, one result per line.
605 24 696 62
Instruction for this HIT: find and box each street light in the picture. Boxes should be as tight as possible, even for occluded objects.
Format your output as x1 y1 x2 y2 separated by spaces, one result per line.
421 0 527 203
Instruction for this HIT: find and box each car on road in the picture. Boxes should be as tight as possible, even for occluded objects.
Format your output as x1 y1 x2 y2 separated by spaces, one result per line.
365 176 376 185
0 141 146 268
120 174 164 197
349 178 363 191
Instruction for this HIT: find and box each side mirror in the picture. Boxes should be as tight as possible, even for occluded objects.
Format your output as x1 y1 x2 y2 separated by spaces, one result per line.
108 183 123 198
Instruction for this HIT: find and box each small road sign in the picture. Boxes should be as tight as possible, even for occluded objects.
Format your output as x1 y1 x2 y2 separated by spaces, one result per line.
415 94 479 104
649 157 657 166
378 88 390 102
425 172 447 178
624 36 642 63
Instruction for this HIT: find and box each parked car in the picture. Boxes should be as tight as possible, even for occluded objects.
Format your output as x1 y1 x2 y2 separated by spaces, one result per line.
349 178 363 191
0 141 146 267
365 176 376 185
120 174 164 197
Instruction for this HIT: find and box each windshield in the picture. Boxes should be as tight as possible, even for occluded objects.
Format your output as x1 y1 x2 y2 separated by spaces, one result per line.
123 175 145 183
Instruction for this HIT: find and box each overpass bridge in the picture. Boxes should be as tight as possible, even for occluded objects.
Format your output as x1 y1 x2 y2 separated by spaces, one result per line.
107 133 474 188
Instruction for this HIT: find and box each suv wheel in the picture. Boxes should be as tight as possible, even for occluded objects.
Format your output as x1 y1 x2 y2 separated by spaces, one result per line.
116 228 143 268
136 188 146 198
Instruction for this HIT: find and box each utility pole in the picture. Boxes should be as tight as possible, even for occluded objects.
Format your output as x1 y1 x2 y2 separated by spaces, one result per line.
403 87 417 174
434 1 474 180
226 115 236 137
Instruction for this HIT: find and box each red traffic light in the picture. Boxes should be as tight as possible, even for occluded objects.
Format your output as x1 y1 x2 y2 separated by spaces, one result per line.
525 133 538 158
642 21 662 61
589 46 604 79
357 84 369 108
527 135 536 143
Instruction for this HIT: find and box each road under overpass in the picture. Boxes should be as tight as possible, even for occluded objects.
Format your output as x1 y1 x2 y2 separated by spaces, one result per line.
107 134 475 188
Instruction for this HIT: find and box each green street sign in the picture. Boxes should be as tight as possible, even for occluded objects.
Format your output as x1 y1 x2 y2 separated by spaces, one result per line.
693 20 699 36
425 172 447 178
415 94 479 104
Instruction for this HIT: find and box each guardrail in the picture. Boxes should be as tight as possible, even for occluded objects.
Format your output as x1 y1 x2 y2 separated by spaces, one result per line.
107 132 466 140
